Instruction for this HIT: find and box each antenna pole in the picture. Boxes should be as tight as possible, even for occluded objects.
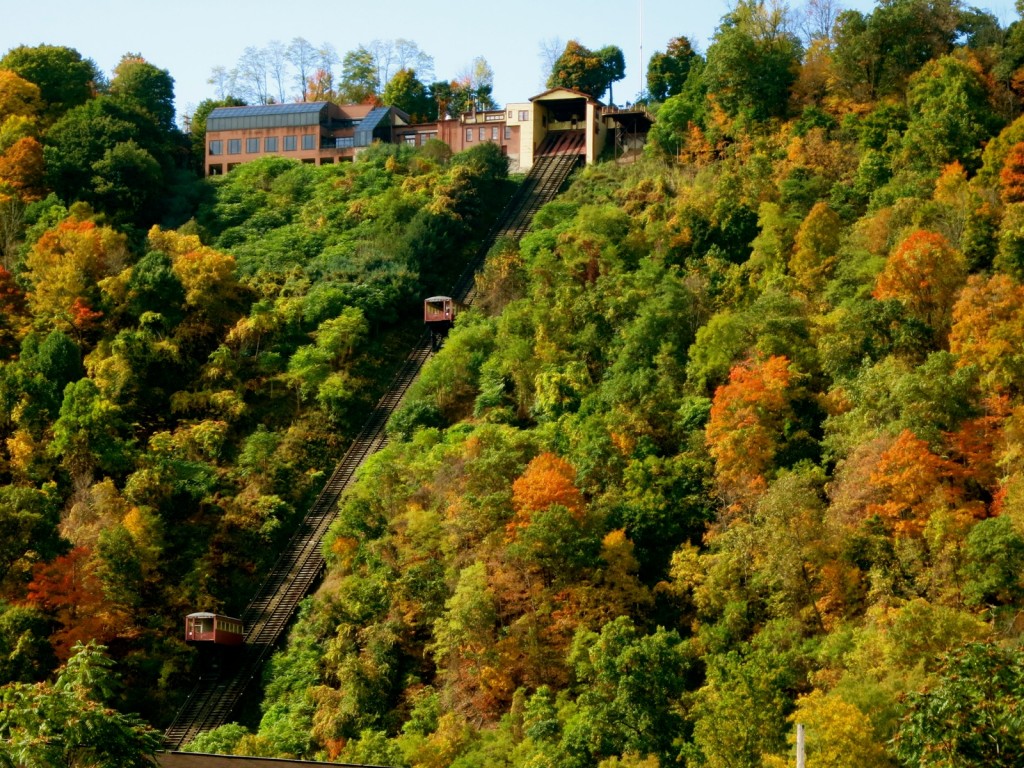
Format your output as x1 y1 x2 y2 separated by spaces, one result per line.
639 0 644 100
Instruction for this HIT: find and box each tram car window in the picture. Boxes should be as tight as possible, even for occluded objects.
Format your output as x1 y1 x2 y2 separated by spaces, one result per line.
185 612 244 646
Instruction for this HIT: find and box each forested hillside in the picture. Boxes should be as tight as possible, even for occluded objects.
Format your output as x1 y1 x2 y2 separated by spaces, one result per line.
0 40 511 746
185 1 1024 766
3 0 1024 766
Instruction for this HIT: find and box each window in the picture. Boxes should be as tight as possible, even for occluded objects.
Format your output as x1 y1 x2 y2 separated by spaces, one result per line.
404 134 416 145
518 110 529 121
335 137 354 148
265 136 278 152
302 133 316 150
507 110 513 118
479 127 486 141
491 126 499 141
465 128 473 142
209 140 223 155
504 126 512 140
227 139 241 154
283 135 297 151
246 137 259 153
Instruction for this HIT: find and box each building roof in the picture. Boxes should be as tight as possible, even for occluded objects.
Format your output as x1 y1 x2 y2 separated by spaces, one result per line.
530 87 601 105
207 102 332 132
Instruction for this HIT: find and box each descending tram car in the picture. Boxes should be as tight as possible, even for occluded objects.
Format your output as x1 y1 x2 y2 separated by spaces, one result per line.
185 612 244 646
424 295 462 350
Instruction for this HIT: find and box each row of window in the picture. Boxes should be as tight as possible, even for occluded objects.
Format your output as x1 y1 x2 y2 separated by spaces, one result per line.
209 134 318 155
466 126 512 143
401 131 439 146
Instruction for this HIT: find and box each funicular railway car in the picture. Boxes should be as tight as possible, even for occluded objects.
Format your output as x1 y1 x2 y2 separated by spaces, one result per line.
185 612 244 646
424 295 462 350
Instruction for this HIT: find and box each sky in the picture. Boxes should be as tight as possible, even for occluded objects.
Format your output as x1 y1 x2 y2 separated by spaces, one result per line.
1 0 1017 127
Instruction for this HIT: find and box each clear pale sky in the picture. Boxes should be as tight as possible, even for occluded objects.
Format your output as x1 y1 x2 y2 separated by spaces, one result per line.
0 0 1016 126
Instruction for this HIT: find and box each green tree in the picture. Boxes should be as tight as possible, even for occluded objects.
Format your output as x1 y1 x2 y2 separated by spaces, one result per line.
0 641 161 767
90 140 164 229
109 53 177 131
830 0 960 100
0 45 100 124
547 40 626 102
893 643 1024 767
703 0 802 121
646 36 699 102
339 46 380 104
898 55 1001 174
382 68 434 122
42 96 170 222
49 378 133 480
560 617 688 766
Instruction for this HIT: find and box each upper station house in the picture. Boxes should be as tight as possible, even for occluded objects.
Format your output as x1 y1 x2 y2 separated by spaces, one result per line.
203 87 652 176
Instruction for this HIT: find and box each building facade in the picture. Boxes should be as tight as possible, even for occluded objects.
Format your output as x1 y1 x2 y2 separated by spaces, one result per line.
204 102 410 176
203 88 649 177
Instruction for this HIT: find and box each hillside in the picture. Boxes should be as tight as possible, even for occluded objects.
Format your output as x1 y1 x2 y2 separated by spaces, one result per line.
3 2 1024 767
188 4 1024 766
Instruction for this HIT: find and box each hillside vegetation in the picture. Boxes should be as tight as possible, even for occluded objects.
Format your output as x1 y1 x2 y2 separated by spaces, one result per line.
189 2 1024 766
3 1 1024 766
0 43 510 729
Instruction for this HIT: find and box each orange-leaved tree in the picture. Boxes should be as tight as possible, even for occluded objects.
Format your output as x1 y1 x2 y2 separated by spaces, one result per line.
873 230 967 341
509 452 585 535
0 136 44 201
706 355 793 517
1000 141 1024 203
25 546 119 660
865 429 978 538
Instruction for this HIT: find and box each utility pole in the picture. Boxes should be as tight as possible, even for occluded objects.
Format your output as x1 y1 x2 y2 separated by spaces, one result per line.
796 723 806 768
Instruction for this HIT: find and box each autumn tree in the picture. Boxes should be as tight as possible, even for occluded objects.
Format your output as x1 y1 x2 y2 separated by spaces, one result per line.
0 136 45 201
509 452 585 534
0 70 42 120
999 141 1024 203
873 230 967 342
26 547 119 660
23 216 128 335
547 41 626 102
950 273 1024 393
790 201 841 296
706 355 794 515
864 429 970 538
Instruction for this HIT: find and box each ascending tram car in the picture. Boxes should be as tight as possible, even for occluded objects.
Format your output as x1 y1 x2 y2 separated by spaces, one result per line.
424 295 462 350
185 612 244 646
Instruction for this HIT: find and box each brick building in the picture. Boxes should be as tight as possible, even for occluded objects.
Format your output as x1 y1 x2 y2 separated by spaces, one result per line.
203 87 650 176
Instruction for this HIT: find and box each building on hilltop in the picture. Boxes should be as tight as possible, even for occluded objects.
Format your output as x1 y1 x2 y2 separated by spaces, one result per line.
204 101 410 175
203 88 652 177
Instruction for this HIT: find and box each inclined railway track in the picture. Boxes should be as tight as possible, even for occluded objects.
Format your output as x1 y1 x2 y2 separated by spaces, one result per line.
164 144 581 751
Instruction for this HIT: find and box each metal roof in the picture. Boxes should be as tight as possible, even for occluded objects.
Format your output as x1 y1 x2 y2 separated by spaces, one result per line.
207 102 328 119
207 102 329 132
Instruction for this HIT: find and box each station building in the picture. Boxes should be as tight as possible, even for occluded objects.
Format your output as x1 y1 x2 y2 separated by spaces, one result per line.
203 87 651 177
